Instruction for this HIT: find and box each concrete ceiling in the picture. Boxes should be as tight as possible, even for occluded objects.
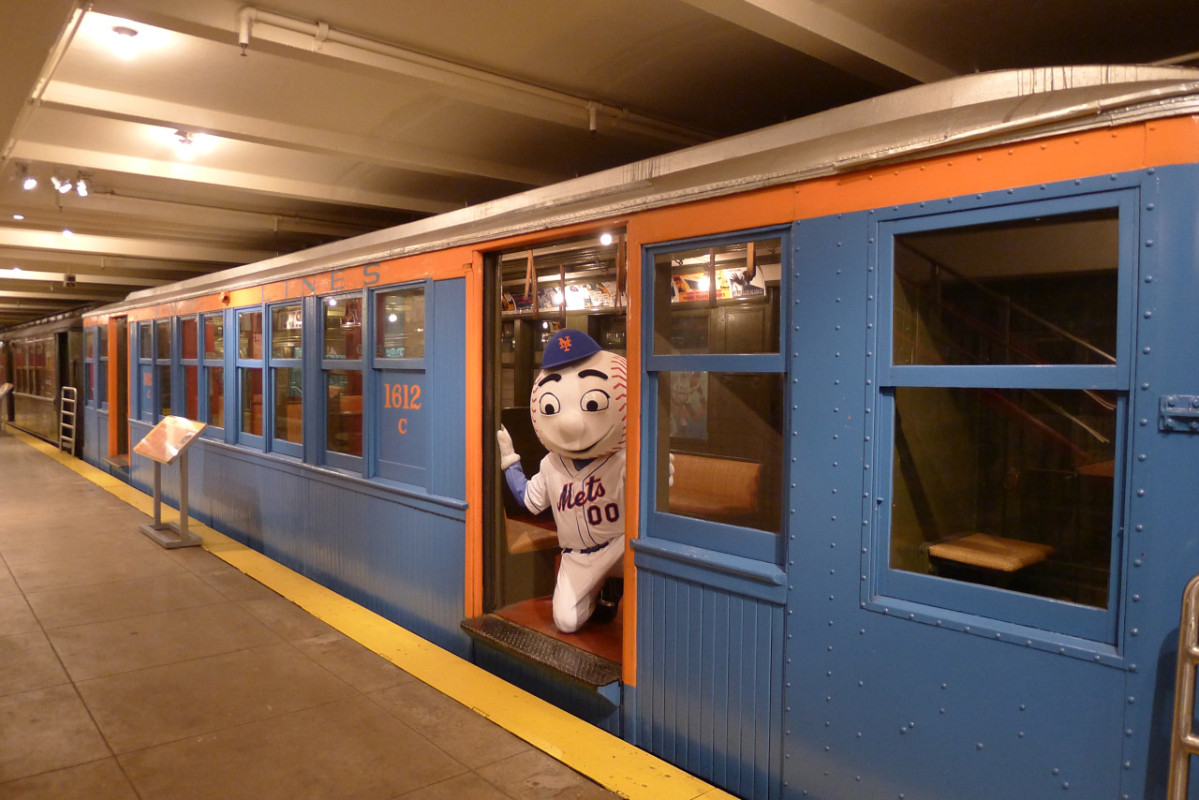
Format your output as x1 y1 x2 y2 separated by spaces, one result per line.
1 0 1195 328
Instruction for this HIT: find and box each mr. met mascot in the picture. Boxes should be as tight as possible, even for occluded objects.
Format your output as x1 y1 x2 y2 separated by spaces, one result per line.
497 328 626 633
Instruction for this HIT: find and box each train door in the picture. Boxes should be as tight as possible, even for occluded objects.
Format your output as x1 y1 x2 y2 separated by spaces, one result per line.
779 175 1186 799
473 231 628 676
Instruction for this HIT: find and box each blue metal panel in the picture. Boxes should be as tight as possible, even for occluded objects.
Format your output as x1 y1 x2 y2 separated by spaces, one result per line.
1118 164 1199 799
429 278 466 499
779 169 1199 799
635 559 784 800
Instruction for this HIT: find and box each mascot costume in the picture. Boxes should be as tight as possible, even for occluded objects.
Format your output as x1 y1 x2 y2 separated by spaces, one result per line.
497 328 626 633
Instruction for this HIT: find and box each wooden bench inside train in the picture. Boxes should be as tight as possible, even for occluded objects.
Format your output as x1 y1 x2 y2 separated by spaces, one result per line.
668 451 762 522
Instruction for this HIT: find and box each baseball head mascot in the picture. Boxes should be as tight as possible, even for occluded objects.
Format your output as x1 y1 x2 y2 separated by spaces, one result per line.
497 328 627 632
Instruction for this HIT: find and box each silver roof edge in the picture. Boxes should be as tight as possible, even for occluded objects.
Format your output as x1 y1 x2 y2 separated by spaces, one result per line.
94 65 1199 315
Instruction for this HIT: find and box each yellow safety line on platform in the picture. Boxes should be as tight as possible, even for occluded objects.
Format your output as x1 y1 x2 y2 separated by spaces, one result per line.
9 431 733 800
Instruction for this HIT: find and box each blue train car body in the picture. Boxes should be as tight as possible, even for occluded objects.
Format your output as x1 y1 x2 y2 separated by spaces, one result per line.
75 66 1199 799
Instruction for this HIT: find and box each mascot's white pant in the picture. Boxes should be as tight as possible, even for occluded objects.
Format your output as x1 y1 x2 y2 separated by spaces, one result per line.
553 535 625 633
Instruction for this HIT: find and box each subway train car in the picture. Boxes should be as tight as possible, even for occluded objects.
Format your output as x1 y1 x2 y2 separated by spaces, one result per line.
79 66 1199 799
0 310 86 452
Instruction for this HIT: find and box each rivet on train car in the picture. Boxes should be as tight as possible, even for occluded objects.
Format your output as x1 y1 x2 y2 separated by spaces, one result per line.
1145 275 1154 283
1145 239 1154 247
1040 144 1048 150
964 625 972 633
976 743 984 751
1146 202 1155 210
1148 167 1156 174
934 619 943 626
1137 488 1145 496
1143 310 1152 318
1141 383 1150 390
1134 558 1143 567
1052 768 1061 775
1132 593 1141 602
1135 523 1144 531
1139 418 1148 426
1018 731 1025 738
1074 180 1082 186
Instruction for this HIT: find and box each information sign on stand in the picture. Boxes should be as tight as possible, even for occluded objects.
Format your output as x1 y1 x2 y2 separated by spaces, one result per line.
133 415 207 548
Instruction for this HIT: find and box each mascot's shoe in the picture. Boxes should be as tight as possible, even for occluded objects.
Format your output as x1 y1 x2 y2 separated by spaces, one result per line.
590 578 624 624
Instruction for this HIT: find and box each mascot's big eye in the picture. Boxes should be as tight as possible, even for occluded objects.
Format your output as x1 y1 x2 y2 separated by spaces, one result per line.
537 392 561 415
580 389 610 412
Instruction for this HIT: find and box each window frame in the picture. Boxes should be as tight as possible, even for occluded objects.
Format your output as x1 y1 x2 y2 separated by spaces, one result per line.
266 301 304 458
235 308 265 448
641 226 790 563
200 310 227 437
178 315 199 420
867 189 1138 644
320 291 366 473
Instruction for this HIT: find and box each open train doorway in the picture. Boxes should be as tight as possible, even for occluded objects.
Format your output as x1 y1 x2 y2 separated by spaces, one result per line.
470 230 628 690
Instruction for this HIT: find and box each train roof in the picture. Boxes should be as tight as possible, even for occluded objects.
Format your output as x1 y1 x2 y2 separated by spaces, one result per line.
95 64 1199 315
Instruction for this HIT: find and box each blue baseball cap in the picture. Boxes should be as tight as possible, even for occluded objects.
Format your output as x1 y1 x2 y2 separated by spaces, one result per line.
541 328 602 370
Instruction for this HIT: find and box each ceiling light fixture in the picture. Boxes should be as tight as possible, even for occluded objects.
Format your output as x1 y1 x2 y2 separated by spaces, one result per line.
51 175 74 194
175 129 195 160
75 174 89 197
12 214 24 221
110 24 140 60
19 165 36 191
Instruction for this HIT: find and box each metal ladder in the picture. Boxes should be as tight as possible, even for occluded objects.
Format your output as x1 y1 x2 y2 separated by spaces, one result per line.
59 386 77 454
1168 574 1199 799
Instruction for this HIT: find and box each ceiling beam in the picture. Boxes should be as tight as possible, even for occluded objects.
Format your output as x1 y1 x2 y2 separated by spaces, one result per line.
0 225 274 263
0 268 168 287
9 138 462 214
0 286 128 302
680 0 956 89
40 81 567 187
0 246 213 275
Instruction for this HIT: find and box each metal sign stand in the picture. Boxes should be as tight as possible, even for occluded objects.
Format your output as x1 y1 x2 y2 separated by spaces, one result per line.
134 416 207 549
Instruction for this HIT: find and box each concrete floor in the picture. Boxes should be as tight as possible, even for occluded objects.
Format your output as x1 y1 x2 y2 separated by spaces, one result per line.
0 431 620 800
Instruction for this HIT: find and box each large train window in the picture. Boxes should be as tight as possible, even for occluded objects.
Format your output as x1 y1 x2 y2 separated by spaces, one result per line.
179 317 199 420
874 192 1133 642
97 324 107 411
322 293 364 467
135 321 165 422
201 312 225 431
269 302 303 456
236 309 264 446
644 230 787 562
84 329 97 406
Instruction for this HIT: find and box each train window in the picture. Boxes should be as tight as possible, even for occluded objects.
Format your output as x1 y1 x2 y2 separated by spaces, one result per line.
375 287 425 358
135 322 156 422
180 317 199 420
644 230 788 563
653 238 781 356
236 310 264 444
322 294 363 463
201 312 225 430
875 197 1131 641
98 325 107 410
269 303 303 453
205 313 224 359
84 329 96 405
156 320 171 361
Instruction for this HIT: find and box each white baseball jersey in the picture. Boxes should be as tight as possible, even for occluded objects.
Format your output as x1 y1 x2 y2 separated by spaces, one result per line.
523 450 626 551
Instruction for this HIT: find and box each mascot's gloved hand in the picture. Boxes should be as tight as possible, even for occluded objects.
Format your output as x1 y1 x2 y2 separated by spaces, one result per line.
497 425 522 470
